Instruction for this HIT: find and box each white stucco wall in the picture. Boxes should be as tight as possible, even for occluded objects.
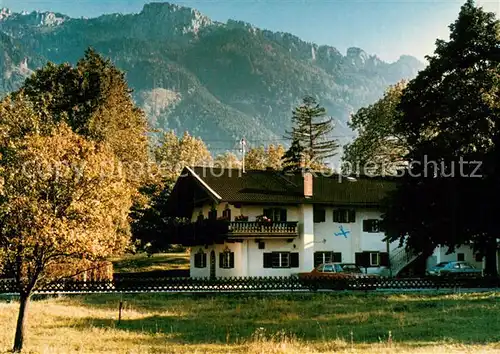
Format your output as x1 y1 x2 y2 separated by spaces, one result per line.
312 208 398 274
190 242 247 278
300 204 314 272
247 239 299 276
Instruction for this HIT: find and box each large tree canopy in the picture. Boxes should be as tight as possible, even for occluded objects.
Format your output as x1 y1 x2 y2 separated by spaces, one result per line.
343 81 407 175
18 48 149 183
0 49 147 351
383 0 500 276
0 96 132 351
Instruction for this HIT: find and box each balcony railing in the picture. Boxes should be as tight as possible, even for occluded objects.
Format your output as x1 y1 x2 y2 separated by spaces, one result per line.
170 220 299 245
227 221 299 237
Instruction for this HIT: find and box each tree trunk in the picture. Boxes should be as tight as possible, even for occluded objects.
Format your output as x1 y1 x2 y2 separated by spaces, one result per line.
13 292 30 352
484 238 498 278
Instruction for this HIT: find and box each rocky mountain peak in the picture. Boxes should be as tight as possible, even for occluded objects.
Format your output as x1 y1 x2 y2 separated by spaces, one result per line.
139 2 213 35
0 8 12 21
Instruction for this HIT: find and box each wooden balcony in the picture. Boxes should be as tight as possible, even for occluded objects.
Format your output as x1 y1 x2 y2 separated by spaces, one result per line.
170 220 299 245
227 221 299 237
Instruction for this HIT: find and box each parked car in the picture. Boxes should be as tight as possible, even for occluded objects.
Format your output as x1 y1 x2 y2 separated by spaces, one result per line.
426 261 483 277
297 263 378 280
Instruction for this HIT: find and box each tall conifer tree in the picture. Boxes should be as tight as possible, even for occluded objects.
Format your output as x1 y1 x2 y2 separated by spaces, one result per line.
285 96 338 166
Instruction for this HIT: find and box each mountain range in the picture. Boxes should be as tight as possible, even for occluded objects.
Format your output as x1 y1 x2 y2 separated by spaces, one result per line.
0 3 425 152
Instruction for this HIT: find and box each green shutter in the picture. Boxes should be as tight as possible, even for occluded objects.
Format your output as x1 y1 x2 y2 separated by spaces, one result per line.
348 209 356 223
380 252 389 267
219 253 224 268
314 252 323 267
355 252 363 266
263 253 272 268
333 252 342 263
194 253 200 268
229 252 235 268
290 253 299 268
280 209 287 221
333 210 339 223
363 220 370 232
355 252 371 268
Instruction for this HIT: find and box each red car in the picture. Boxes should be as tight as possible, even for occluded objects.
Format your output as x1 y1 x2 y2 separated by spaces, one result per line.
297 263 377 280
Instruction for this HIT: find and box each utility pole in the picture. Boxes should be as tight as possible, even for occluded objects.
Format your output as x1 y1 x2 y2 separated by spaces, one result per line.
240 138 246 173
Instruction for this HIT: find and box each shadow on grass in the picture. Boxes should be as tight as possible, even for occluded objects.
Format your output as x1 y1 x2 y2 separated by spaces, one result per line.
58 292 500 347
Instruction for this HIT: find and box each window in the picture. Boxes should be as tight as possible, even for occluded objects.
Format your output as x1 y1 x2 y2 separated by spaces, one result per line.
475 253 483 262
363 219 383 233
194 250 207 268
263 252 299 268
370 252 380 266
222 205 231 220
459 262 473 269
355 252 389 267
314 251 342 267
258 241 265 250
219 249 234 269
263 208 287 221
313 207 326 223
457 253 465 262
322 264 334 272
333 209 355 223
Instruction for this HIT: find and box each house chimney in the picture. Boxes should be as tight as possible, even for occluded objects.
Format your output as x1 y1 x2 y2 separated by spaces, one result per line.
304 171 313 198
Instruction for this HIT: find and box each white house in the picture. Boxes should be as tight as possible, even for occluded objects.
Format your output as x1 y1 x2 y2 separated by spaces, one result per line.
165 166 494 278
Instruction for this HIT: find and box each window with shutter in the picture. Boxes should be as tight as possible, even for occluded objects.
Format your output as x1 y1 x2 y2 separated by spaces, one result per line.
355 252 372 267
313 251 341 266
222 207 231 220
369 252 380 266
314 252 324 267
333 209 355 223
194 252 207 268
363 219 383 233
263 208 287 221
220 250 235 269
290 253 299 268
271 252 291 268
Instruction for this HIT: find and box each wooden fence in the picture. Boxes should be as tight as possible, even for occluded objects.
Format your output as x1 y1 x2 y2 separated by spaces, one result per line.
1 275 499 294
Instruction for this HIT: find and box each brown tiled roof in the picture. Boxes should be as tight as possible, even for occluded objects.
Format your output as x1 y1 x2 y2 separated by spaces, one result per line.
188 166 395 206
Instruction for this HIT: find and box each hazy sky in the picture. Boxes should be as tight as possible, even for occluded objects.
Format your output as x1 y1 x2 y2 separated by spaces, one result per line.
0 0 499 62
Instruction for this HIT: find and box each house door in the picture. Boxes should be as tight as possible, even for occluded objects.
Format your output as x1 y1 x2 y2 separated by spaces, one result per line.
210 250 216 279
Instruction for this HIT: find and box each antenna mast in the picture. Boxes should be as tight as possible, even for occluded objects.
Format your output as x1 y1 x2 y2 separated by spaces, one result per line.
240 138 247 173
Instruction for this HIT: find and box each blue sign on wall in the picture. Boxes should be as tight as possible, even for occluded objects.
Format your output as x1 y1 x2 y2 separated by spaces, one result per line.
334 225 350 238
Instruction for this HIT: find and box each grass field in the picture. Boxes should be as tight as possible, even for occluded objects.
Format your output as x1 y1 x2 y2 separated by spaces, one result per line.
110 252 190 273
0 292 499 353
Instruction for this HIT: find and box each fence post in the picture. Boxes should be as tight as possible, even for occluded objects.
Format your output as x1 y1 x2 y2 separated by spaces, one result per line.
118 300 123 325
